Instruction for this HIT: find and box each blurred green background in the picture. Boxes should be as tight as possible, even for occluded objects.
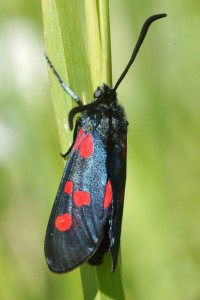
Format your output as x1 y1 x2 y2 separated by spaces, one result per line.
0 0 200 299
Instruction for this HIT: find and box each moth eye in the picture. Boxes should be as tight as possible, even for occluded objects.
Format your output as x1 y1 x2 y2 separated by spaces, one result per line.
94 88 102 98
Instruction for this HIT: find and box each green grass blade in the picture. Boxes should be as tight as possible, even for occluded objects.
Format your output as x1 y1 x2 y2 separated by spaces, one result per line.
42 0 125 298
42 0 98 297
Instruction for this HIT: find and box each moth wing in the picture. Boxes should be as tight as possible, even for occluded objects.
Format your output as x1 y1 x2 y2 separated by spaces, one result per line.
44 128 110 273
108 136 127 271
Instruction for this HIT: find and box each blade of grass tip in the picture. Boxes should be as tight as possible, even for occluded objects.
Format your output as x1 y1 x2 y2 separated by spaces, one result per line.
84 0 102 89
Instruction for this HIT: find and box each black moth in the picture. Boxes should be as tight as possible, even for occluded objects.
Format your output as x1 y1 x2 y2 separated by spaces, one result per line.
44 14 167 273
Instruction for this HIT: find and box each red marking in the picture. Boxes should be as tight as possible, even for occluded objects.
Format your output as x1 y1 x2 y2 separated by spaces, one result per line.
73 191 91 206
73 128 84 152
64 181 73 195
55 213 72 231
104 180 112 208
79 133 94 158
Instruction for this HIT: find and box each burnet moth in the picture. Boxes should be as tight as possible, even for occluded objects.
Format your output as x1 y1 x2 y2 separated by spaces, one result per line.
44 14 167 273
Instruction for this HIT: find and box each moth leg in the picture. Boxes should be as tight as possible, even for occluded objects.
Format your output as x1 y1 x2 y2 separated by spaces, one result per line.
60 120 80 159
60 145 73 159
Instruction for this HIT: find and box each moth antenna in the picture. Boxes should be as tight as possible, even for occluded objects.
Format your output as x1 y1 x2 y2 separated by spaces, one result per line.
113 13 167 91
45 53 83 106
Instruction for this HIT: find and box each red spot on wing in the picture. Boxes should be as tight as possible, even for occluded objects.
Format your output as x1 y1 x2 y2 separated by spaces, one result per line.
73 191 91 206
104 180 112 208
73 128 84 152
55 213 72 231
79 133 94 158
64 181 73 195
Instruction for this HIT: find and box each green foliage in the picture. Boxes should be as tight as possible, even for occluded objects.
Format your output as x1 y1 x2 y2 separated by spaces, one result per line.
42 0 125 299
0 0 200 299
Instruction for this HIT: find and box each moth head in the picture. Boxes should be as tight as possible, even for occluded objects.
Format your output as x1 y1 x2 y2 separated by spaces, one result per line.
93 84 116 102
